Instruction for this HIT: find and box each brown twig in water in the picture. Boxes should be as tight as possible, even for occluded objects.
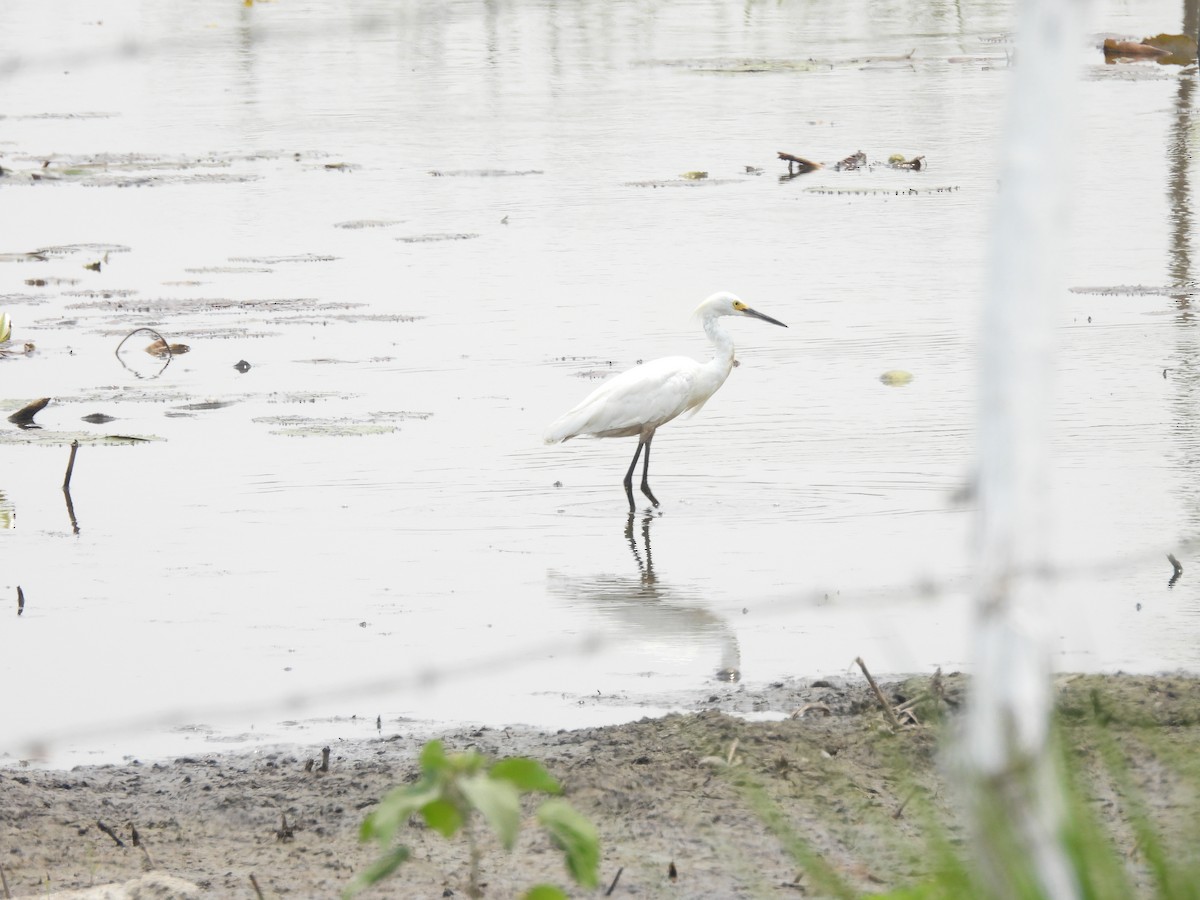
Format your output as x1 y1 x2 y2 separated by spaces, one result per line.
1168 553 1183 588
605 866 624 896
856 656 902 730
63 439 79 491
16 586 23 616
0 861 11 899
250 873 265 900
96 820 125 847
777 151 822 175
319 746 330 772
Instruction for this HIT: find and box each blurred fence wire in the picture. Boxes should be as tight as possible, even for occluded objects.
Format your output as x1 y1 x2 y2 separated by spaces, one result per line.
1 0 1197 782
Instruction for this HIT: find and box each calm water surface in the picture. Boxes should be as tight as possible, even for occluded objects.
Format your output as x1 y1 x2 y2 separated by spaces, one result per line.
1 0 1199 765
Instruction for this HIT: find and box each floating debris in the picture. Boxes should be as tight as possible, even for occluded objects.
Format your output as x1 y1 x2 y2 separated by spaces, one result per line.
0 111 118 120
649 57 827 74
395 233 481 243
333 219 403 230
624 178 741 188
680 171 708 180
1103 33 1196 64
0 250 49 263
427 169 543 177
888 154 926 170
8 397 50 427
184 265 273 274
174 400 237 411
0 341 35 358
777 152 822 175
146 339 191 357
880 370 914 387
36 243 132 258
1070 284 1199 297
82 413 117 424
234 360 252 373
803 185 959 196
228 254 338 264
836 150 868 171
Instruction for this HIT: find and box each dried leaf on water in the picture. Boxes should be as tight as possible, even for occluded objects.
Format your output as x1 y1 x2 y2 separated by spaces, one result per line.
1103 38 1169 58
1103 33 1197 65
836 150 868 171
880 370 914 387
146 339 191 357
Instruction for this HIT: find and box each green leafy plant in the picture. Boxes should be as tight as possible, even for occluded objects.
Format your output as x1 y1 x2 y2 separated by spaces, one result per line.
347 740 599 899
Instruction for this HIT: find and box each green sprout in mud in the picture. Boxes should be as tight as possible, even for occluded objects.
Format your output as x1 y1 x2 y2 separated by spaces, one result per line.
347 739 599 900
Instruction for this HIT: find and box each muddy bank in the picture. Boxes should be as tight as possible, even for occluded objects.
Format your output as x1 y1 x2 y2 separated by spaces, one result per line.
1 673 1198 898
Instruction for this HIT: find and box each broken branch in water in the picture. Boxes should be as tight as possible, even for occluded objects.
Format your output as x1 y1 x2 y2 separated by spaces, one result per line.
17 586 24 617
8 397 49 427
777 151 822 175
856 656 902 730
1168 553 1183 587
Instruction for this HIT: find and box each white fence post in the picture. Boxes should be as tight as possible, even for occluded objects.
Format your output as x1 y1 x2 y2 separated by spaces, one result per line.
967 0 1090 896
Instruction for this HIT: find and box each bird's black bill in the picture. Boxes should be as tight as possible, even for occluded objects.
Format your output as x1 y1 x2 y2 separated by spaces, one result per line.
743 307 787 328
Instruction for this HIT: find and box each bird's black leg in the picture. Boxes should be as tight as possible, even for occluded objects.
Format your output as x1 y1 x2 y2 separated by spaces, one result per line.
623 440 645 512
639 433 660 507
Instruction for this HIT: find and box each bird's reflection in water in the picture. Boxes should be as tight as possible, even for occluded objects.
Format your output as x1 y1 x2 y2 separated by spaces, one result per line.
547 512 740 683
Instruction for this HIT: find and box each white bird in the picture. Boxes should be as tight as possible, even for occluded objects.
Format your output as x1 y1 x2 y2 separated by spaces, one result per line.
544 291 787 510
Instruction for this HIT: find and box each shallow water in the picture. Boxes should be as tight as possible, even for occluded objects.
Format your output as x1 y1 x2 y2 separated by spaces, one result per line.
1 0 1198 766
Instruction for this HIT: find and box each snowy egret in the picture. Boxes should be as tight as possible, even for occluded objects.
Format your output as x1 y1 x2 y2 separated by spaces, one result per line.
544 291 787 510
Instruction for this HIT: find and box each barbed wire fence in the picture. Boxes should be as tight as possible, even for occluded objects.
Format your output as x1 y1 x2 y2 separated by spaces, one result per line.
2 1 1196 806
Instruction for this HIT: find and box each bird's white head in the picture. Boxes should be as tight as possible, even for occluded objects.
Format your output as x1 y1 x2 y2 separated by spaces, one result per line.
694 292 788 328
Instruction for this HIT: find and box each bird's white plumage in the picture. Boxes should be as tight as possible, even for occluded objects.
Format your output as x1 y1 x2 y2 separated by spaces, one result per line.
543 291 786 508
543 355 719 443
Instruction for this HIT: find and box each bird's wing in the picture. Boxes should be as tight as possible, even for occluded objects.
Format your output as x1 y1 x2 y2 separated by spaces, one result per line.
544 356 703 442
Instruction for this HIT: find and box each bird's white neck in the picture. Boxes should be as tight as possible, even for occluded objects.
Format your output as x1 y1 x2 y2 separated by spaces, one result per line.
703 315 736 370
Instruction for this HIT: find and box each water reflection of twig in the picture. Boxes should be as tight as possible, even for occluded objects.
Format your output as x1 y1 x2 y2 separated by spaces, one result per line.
63 488 80 535
548 513 741 682
63 439 80 534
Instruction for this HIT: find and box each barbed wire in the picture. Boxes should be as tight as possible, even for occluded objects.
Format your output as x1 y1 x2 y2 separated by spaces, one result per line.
7 522 1193 763
3 5 1196 765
